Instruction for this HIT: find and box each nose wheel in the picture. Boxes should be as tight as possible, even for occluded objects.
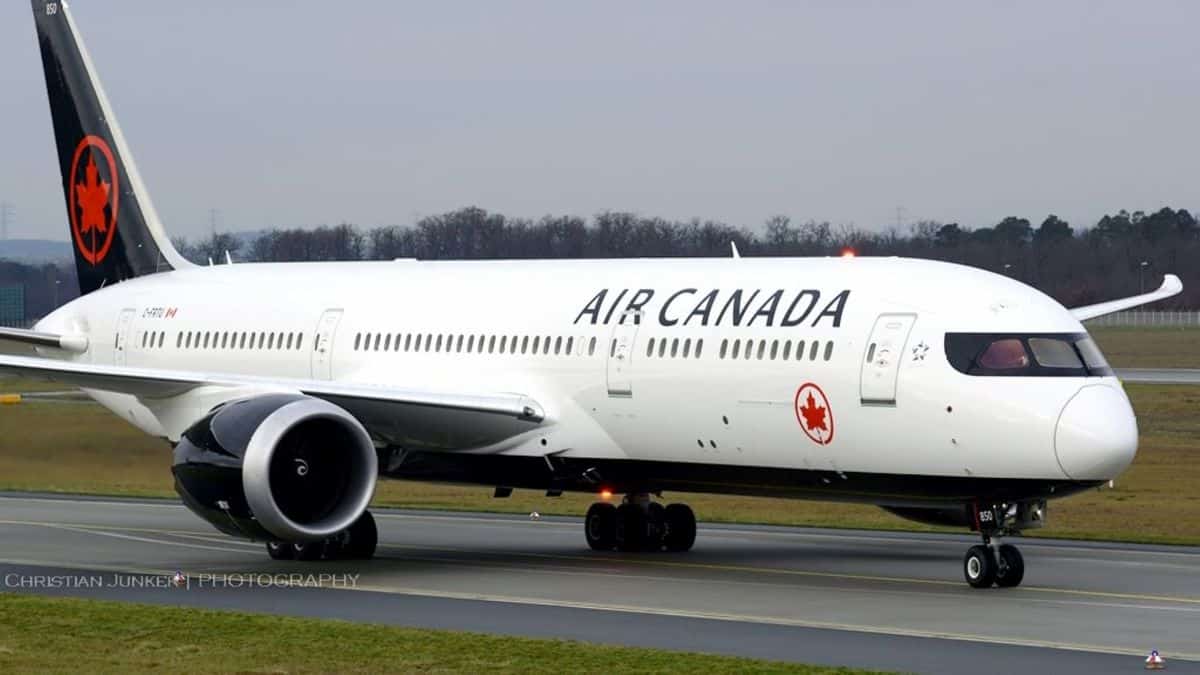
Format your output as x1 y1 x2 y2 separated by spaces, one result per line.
964 539 1025 588
585 495 696 552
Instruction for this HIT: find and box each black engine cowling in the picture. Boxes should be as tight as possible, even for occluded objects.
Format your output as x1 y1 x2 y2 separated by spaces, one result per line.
173 394 378 542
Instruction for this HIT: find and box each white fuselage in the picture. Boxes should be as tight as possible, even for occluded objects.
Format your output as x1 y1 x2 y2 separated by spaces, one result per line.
35 255 1137 492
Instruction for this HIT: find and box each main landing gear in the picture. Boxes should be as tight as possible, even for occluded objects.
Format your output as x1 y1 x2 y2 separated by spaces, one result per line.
585 495 696 553
963 500 1043 589
265 511 378 562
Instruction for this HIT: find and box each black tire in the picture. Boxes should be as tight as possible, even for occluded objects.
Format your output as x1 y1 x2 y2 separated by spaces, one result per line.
995 544 1025 588
615 503 646 552
663 503 697 552
585 503 618 551
964 545 997 588
344 511 379 560
293 541 324 561
646 502 667 551
266 540 294 560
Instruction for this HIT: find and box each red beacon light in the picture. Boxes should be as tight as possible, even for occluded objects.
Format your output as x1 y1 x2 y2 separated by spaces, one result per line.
840 247 857 258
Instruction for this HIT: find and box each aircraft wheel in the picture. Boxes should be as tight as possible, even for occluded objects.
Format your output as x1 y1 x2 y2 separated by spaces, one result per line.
663 503 697 552
344 511 378 560
615 503 647 552
995 543 1025 588
585 503 618 551
266 540 294 560
646 502 667 551
293 541 324 561
964 544 997 588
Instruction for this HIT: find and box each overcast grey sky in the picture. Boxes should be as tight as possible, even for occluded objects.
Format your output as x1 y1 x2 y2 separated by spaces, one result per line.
1 1 1197 241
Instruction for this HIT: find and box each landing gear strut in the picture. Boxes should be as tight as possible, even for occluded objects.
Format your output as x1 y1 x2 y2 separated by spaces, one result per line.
585 495 695 553
264 510 378 561
963 501 1040 588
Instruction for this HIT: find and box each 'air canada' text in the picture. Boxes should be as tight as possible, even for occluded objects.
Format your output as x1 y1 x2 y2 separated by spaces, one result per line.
574 288 850 328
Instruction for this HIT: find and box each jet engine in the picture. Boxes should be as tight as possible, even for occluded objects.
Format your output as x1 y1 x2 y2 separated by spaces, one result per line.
173 394 378 542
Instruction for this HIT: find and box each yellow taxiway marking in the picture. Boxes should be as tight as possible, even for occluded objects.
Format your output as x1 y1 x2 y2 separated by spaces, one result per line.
379 541 1200 606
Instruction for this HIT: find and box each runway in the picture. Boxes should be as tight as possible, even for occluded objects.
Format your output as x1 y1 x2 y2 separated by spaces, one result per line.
0 493 1197 674
1116 368 1200 384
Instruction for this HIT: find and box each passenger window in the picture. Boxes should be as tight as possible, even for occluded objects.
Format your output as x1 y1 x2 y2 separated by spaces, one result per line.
719 339 728 359
647 338 656 357
455 335 463 352
658 339 667 358
695 339 703 358
533 336 541 353
682 338 691 358
756 341 765 360
731 340 741 359
203 332 210 349
781 340 791 360
671 339 679 358
382 334 391 351
745 339 754 360
499 336 507 353
177 333 183 349
589 337 597 356
978 339 1029 370
488 336 496 353
795 340 805 360
823 341 833 361
519 336 527 354
287 333 295 350
239 333 246 349
555 336 563 355
809 340 819 360
566 337 574 354
770 340 779 360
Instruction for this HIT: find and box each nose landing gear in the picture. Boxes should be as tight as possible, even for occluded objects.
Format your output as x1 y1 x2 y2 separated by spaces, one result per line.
585 494 696 553
963 500 1040 589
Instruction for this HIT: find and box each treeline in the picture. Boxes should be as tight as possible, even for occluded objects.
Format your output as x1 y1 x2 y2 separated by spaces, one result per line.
3 206 1198 321
173 206 1200 309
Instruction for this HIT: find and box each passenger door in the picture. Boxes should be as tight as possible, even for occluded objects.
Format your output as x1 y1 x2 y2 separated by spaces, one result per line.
113 308 136 366
860 313 916 405
311 309 344 380
606 309 641 397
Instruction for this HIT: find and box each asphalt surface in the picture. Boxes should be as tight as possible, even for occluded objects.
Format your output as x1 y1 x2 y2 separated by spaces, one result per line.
1116 368 1200 384
0 494 1196 674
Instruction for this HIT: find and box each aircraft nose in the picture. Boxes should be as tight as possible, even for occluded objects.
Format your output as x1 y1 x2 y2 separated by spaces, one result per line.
1054 385 1138 480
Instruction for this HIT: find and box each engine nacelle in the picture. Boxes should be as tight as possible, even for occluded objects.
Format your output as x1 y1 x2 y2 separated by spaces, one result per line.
173 394 378 542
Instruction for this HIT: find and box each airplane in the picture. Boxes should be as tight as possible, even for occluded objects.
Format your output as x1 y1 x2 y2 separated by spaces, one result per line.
0 0 1183 589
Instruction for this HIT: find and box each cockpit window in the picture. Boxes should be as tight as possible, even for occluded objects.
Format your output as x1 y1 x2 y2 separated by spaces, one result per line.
945 332 1112 377
1028 338 1084 369
977 339 1029 370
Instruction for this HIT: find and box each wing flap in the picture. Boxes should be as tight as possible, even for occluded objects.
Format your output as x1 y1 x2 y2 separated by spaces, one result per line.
1070 274 1183 321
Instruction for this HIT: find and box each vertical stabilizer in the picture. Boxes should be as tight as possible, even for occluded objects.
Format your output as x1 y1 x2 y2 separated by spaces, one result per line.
32 0 192 295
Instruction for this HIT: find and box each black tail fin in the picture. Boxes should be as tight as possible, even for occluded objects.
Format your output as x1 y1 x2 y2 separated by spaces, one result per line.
32 0 191 295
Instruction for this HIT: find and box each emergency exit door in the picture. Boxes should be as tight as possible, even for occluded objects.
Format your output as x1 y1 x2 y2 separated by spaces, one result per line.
860 313 916 404
311 309 344 380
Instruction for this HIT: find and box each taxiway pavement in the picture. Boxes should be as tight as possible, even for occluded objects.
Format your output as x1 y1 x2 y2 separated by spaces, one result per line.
0 493 1196 674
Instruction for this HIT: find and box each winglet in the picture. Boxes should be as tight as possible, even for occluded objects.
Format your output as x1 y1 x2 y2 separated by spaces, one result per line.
1071 274 1183 321
730 241 741 259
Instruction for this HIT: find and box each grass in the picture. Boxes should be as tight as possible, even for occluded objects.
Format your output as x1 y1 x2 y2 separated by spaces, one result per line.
1088 326 1200 368
0 383 1197 545
0 593 875 674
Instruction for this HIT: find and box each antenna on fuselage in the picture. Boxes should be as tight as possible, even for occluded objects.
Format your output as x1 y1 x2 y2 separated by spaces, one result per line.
730 241 741 259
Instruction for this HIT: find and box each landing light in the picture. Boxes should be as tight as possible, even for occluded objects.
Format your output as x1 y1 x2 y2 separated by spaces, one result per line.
840 247 857 258
599 489 613 501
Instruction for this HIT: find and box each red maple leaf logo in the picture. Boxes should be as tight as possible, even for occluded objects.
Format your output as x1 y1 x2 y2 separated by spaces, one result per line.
799 392 827 433
75 155 110 235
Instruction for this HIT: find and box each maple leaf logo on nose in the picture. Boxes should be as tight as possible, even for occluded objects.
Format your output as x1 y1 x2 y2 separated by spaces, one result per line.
75 154 110 235
799 392 827 432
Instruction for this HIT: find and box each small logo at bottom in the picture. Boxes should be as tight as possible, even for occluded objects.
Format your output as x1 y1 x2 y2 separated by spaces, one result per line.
171 571 187 588
1145 649 1166 670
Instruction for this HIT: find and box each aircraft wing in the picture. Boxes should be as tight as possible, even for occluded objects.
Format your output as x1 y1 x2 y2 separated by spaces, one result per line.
1070 274 1183 321
0 326 88 357
0 353 546 449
